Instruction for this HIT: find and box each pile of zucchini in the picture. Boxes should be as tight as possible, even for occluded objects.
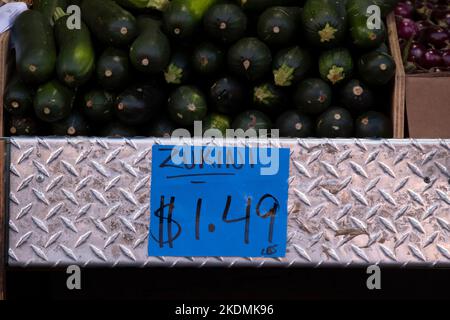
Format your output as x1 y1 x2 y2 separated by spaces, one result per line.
4 0 399 138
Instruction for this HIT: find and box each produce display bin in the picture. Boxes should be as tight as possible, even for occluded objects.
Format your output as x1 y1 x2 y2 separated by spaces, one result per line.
2 0 450 301
5 136 450 269
387 10 450 139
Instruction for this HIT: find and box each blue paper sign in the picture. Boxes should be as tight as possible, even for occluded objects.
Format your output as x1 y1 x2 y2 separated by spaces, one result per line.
148 145 290 257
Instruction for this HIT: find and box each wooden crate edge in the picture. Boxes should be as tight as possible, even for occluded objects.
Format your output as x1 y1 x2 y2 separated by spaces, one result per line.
0 31 10 136
387 13 406 139
0 30 10 300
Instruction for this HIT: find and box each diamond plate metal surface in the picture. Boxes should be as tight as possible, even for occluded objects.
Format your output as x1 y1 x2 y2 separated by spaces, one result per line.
6 137 450 267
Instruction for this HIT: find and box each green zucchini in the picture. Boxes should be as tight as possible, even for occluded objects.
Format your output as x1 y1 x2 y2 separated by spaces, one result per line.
203 113 232 135
163 0 218 39
12 10 56 84
374 43 389 54
192 42 224 76
347 0 386 49
333 0 348 20
316 106 354 138
81 0 138 46
232 110 272 136
253 82 287 116
54 9 95 88
340 79 374 114
164 51 192 84
210 77 246 115
276 110 313 138
301 0 346 48
257 6 299 47
34 80 74 122
168 86 208 126
273 46 312 87
235 0 297 12
319 48 354 85
203 4 247 44
51 112 90 136
145 117 177 138
355 111 392 138
113 0 170 11
8 117 39 136
115 84 165 125
3 76 33 117
129 17 171 73
97 47 130 91
81 89 115 123
227 37 272 82
293 78 332 115
34 0 68 26
358 51 396 86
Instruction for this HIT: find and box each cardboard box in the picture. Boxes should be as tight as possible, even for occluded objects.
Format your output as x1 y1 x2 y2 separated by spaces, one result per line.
387 13 450 138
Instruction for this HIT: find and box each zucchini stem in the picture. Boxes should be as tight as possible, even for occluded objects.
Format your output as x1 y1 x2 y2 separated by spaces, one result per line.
254 84 275 105
273 64 295 87
147 0 170 11
327 65 345 84
53 7 67 23
164 64 184 84
318 23 337 43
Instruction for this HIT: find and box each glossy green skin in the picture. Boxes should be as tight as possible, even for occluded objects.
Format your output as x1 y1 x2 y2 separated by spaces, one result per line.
34 81 74 123
301 0 346 48
236 0 296 11
374 43 389 54
275 110 313 138
318 48 354 85
232 110 272 135
163 3 197 39
55 16 95 88
210 77 246 115
115 85 163 125
130 18 171 73
340 79 374 115
347 0 386 49
227 37 272 82
204 4 247 44
257 7 298 47
82 89 115 123
4 77 33 117
51 112 90 136
8 117 39 136
113 0 169 11
294 78 332 115
81 0 138 46
168 86 208 126
97 48 130 91
12 10 56 84
163 0 217 39
34 0 68 26
192 43 224 75
358 52 396 86
355 111 392 138
273 46 312 87
316 107 354 138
